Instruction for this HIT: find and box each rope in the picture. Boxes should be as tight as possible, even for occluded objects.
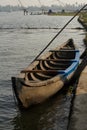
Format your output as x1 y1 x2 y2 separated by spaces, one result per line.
31 4 87 63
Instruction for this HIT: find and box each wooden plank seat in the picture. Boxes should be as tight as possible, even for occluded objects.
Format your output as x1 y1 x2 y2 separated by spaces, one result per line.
36 58 77 62
49 49 79 52
21 69 65 74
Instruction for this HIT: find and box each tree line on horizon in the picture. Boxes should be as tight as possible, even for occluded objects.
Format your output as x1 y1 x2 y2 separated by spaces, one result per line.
0 3 86 13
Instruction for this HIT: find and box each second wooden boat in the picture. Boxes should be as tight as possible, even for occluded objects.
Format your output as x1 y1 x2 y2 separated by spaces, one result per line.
12 39 80 108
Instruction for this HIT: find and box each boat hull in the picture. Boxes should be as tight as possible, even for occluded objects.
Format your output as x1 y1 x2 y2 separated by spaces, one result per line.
12 71 74 108
11 39 80 108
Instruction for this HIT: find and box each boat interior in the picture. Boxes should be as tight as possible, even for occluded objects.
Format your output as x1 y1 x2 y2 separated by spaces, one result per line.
22 42 76 82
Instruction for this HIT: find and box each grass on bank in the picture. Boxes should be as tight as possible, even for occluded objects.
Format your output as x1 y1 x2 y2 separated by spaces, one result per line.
80 12 87 46
48 12 77 16
80 12 87 22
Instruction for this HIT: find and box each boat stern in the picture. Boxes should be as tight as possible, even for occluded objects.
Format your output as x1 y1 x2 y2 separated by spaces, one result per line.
11 77 24 106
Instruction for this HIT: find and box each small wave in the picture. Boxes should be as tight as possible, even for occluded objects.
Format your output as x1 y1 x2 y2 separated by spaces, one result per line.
0 26 84 30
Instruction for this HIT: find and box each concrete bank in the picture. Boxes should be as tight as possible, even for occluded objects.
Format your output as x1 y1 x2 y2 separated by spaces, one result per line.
68 66 87 130
68 15 87 130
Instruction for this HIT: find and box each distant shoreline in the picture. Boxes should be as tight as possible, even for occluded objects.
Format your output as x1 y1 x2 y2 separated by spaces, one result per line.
0 4 85 13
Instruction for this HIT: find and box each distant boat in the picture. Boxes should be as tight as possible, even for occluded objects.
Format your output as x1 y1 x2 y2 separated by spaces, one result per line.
11 39 79 108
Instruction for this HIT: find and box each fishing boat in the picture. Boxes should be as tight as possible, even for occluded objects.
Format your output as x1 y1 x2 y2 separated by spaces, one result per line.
11 39 80 108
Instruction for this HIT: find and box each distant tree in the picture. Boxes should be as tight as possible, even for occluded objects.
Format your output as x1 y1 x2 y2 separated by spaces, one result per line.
48 9 53 14
61 9 65 13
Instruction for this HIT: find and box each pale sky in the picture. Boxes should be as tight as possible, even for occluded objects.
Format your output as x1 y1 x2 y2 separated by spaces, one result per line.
0 0 86 7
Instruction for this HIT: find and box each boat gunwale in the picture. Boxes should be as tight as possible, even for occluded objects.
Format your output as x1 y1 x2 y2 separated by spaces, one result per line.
17 39 79 87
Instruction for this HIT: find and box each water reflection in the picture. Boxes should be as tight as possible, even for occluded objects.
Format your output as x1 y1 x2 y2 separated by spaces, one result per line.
12 88 72 130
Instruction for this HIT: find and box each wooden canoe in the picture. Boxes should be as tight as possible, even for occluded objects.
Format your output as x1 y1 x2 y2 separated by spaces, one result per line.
11 39 80 108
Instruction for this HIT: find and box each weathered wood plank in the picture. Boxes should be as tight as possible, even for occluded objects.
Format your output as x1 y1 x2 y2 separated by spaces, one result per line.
21 69 65 73
36 59 76 62
49 50 79 52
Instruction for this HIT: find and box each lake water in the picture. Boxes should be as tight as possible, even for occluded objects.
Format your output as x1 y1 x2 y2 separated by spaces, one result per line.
0 11 86 130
